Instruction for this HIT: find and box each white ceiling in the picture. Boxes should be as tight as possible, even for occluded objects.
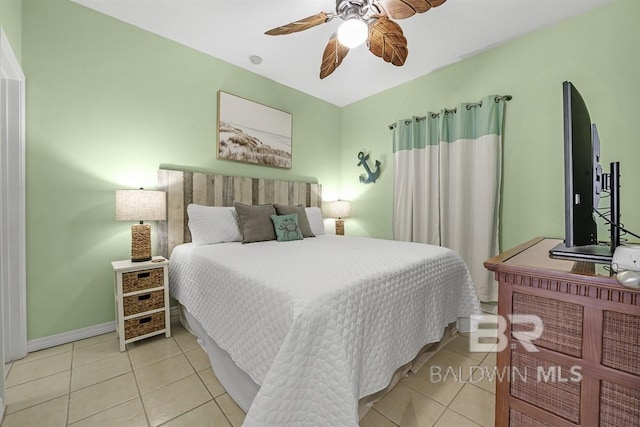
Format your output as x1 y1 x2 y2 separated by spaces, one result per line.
71 0 613 107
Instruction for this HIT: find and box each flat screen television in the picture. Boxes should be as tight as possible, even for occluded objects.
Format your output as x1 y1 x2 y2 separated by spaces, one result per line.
549 81 620 263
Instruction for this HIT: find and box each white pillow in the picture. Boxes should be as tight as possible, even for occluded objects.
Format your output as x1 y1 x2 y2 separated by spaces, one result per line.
187 204 242 245
305 207 325 235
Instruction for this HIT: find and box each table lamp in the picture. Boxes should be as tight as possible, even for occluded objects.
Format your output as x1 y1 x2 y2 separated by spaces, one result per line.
327 200 350 236
116 188 166 262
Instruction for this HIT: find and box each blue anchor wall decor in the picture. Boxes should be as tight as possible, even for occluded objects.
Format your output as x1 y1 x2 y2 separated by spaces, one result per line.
357 151 381 184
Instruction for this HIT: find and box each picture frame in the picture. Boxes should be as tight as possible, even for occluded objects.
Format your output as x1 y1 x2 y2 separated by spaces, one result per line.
217 91 293 169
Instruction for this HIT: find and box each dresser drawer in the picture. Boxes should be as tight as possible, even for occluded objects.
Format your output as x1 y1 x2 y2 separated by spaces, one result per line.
602 311 640 376
512 292 583 357
122 267 164 293
123 289 165 317
509 409 551 427
510 350 581 423
124 311 166 340
600 381 640 427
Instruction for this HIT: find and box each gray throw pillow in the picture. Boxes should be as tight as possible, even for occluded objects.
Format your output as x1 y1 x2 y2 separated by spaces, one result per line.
274 204 315 238
234 203 277 243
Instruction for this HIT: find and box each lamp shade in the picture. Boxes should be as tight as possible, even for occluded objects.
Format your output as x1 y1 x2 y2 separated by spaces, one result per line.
326 200 351 219
115 189 166 221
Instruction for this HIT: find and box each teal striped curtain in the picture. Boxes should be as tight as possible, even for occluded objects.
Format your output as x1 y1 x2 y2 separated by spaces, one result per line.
392 95 506 303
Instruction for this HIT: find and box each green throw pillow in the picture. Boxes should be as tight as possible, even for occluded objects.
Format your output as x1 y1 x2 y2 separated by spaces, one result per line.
273 204 315 238
270 213 304 242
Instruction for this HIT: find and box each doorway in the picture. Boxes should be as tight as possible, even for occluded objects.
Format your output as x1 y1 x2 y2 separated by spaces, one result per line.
0 28 27 379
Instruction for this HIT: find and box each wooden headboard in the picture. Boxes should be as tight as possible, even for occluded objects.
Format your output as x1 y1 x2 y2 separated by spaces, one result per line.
157 169 322 258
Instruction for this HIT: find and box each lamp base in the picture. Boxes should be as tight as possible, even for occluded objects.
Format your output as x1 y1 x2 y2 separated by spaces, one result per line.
131 223 152 262
335 219 345 236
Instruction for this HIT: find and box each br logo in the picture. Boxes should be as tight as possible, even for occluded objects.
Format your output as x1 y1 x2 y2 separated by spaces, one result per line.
469 314 544 353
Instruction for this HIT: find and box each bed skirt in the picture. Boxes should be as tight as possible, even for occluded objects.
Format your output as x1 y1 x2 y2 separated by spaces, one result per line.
179 305 459 419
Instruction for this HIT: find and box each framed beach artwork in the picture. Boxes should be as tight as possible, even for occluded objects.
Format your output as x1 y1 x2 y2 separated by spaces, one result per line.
217 91 293 169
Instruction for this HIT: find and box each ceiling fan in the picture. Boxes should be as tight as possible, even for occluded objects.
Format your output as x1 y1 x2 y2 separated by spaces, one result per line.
265 0 448 79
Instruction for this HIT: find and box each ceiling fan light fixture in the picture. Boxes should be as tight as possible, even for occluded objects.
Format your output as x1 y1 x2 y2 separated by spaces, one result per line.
337 18 368 48
265 0 449 79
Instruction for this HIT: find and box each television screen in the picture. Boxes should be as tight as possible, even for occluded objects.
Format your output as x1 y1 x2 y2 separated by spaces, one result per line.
563 81 598 247
549 81 620 263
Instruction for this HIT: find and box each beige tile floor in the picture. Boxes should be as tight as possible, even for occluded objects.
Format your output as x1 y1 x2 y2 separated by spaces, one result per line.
2 320 496 427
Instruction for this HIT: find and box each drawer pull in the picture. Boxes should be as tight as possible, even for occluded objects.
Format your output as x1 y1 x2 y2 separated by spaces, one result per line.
139 317 152 324
137 294 151 301
137 272 151 279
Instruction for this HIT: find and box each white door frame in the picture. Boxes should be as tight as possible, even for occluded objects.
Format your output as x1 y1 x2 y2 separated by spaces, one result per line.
0 27 27 371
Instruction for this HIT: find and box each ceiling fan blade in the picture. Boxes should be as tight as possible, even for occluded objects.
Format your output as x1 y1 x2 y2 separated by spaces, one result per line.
265 12 331 36
368 16 408 66
372 0 447 20
320 33 350 79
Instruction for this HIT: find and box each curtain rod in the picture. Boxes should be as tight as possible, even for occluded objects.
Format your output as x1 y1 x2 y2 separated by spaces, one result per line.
388 95 512 130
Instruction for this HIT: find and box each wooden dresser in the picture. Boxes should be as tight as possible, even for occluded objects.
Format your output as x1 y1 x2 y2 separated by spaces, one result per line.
484 238 640 427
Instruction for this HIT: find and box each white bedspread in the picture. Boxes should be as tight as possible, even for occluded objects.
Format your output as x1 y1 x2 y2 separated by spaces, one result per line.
169 235 480 426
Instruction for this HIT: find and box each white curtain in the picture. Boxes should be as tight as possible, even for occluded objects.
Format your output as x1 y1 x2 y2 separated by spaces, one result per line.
392 95 506 302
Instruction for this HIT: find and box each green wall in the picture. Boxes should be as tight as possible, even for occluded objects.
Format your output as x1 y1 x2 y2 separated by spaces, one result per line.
22 0 342 340
0 0 22 62
19 0 640 341
341 0 640 252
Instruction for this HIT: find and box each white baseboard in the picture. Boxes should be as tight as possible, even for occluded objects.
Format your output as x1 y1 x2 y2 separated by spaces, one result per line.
26 307 182 353
0 396 5 424
27 321 116 353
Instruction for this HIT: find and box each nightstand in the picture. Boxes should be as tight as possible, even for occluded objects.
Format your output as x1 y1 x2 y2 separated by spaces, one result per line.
112 256 171 351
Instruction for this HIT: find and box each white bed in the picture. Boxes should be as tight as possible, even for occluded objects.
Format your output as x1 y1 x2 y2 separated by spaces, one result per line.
157 169 481 426
169 235 480 426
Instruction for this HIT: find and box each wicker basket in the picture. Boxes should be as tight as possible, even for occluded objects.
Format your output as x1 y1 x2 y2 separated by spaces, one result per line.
123 289 165 317
124 311 165 340
122 268 164 293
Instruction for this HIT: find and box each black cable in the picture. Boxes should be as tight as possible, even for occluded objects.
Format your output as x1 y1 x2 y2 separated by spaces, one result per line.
593 208 640 240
